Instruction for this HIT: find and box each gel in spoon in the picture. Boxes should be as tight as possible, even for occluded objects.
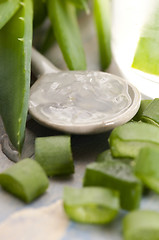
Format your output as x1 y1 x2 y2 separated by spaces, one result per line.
30 48 141 134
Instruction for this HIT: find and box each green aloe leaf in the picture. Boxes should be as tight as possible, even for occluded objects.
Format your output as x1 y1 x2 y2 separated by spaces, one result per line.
68 0 90 13
0 0 33 152
47 0 87 70
94 0 111 70
33 0 47 28
0 0 20 30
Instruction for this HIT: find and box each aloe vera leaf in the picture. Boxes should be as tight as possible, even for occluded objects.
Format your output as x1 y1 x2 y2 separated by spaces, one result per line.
0 0 33 152
132 4 159 75
47 0 86 70
94 0 111 70
133 99 152 121
40 26 55 53
33 0 47 28
68 0 89 13
0 0 20 30
141 98 159 126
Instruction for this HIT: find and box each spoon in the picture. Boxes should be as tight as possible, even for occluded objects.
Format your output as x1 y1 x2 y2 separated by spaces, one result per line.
30 48 141 134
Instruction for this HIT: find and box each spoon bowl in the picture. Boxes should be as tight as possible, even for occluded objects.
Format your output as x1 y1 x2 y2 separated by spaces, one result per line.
29 48 141 134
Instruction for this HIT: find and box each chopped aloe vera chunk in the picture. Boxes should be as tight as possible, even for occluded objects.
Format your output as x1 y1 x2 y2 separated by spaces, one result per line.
123 210 159 240
132 4 159 75
133 99 152 121
135 147 159 193
63 186 119 224
141 98 159 126
0 0 33 151
47 0 86 70
96 149 133 165
35 136 74 177
109 122 159 158
0 159 49 203
0 0 20 30
83 160 142 211
94 0 111 70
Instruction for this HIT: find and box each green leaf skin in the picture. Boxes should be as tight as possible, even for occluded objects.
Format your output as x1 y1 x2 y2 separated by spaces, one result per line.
35 136 74 177
94 0 111 70
141 98 159 127
83 160 142 211
33 0 47 28
96 149 133 166
132 4 159 75
0 0 33 152
47 0 87 70
68 0 89 13
133 99 152 121
135 147 159 194
0 158 49 203
123 210 159 240
0 0 20 30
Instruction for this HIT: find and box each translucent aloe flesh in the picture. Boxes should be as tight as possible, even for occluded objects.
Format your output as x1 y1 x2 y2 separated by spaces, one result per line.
0 0 33 152
109 122 159 158
0 0 20 30
63 186 119 224
94 0 111 70
132 4 159 75
47 0 87 70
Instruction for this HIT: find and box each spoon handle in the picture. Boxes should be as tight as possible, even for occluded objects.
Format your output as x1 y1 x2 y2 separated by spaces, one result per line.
31 47 60 77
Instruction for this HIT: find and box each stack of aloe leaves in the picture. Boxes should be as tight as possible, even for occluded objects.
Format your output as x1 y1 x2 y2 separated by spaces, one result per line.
0 0 111 154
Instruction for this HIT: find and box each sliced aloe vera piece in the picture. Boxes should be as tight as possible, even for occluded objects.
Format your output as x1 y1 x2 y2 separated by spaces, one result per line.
94 0 111 70
132 4 159 75
141 98 159 126
123 210 159 240
83 160 142 211
47 0 86 70
35 136 74 177
133 99 152 121
135 147 159 193
0 0 33 152
96 149 133 165
0 159 49 203
63 186 119 224
109 122 159 158
0 0 20 30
